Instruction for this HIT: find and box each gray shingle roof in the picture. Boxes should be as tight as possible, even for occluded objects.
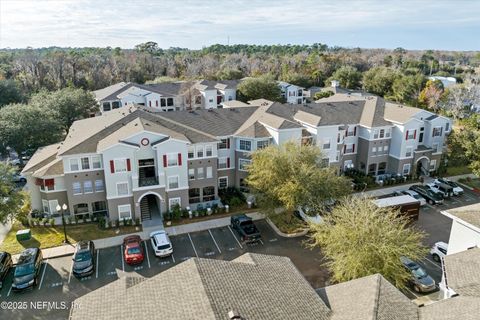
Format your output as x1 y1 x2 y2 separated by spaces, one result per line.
444 247 480 297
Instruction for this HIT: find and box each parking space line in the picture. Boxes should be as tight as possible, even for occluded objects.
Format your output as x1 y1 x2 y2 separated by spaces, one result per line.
96 250 99 278
208 229 222 254
121 245 125 272
68 258 74 283
424 257 442 270
7 283 12 297
171 254 176 263
228 225 243 249
406 287 420 299
259 239 264 245
187 233 199 258
38 260 48 290
144 241 151 269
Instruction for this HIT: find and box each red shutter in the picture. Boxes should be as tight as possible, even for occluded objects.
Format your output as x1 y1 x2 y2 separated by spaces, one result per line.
227 138 230 149
35 178 44 186
405 130 409 140
414 130 417 140
126 159 131 171
353 126 356 136
110 160 115 173
178 153 182 166
227 157 230 168
44 179 54 187
343 145 346 153
352 144 355 153
163 155 167 167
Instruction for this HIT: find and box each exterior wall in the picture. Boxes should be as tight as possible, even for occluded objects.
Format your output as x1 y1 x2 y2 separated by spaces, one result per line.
107 197 135 221
187 158 218 199
277 128 303 145
25 175 42 211
387 156 412 175
447 220 480 255
166 189 189 210
202 89 217 109
64 170 107 215
102 145 137 200
316 126 339 164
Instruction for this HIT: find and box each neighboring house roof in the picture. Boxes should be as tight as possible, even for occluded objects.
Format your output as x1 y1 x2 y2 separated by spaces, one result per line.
93 82 129 101
22 142 62 174
222 100 249 108
247 98 275 107
443 203 480 230
317 273 419 320
98 82 136 102
70 253 332 320
443 247 480 297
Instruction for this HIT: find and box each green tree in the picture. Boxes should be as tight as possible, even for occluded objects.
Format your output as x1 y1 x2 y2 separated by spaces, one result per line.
391 73 426 106
0 162 27 223
216 68 244 80
0 79 23 107
326 66 362 89
313 91 334 100
246 142 351 214
0 103 63 157
29 88 98 131
145 76 180 84
362 67 400 97
450 115 480 175
281 72 313 89
237 76 283 102
308 197 427 289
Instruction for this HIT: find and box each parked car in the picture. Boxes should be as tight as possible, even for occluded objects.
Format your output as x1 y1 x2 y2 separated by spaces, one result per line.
150 230 173 257
400 256 436 293
72 240 96 278
434 178 464 196
12 173 27 183
123 235 144 265
231 214 261 243
12 248 43 291
425 183 447 199
427 182 453 198
409 185 444 205
294 207 323 224
430 242 448 262
0 252 13 289
394 190 427 206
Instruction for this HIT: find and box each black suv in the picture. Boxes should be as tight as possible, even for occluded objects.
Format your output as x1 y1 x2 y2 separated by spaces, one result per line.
12 248 43 291
72 240 95 278
409 185 443 205
0 252 13 289
231 214 261 243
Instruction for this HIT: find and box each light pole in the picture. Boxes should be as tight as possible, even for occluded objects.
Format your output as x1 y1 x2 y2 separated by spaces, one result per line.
56 203 69 244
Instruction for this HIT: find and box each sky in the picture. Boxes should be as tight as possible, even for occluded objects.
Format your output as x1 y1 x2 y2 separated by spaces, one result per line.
0 0 479 50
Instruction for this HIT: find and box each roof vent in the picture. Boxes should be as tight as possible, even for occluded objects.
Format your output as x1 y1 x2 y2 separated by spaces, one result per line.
228 310 242 320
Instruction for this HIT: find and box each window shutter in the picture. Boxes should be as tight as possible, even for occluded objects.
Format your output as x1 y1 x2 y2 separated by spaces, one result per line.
163 155 167 167
156 100 158 107
227 138 230 149
227 157 230 168
35 178 44 186
414 130 417 140
345 128 348 136
126 159 131 171
405 130 409 140
343 145 346 153
352 144 355 153
178 153 182 166
110 160 115 173
45 179 54 187
440 127 443 136
149 101 151 107
353 126 356 136
432 129 435 137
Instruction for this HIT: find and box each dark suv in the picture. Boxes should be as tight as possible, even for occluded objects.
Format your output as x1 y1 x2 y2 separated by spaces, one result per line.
72 241 96 278
12 248 43 291
409 185 443 205
231 214 261 243
0 252 13 289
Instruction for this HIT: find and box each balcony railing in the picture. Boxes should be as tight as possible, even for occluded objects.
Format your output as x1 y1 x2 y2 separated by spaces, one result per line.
139 176 159 187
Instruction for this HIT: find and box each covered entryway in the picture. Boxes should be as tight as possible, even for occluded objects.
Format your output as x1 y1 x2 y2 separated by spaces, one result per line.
138 192 163 225
416 157 429 177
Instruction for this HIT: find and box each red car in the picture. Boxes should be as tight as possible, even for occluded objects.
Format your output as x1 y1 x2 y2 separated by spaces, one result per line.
123 235 144 265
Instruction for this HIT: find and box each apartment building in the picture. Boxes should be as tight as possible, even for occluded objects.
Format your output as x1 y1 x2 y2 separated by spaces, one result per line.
93 80 239 113
23 93 450 223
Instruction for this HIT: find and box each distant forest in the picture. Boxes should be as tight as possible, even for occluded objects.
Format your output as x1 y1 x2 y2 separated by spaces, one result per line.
0 42 479 95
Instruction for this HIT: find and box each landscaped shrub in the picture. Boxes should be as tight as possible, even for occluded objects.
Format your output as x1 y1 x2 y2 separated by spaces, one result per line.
74 215 79 224
181 209 189 218
229 196 244 207
49 218 55 226
171 204 182 220
42 218 48 227
135 218 140 226
219 187 246 207
98 217 105 229
67 216 73 224
107 220 113 228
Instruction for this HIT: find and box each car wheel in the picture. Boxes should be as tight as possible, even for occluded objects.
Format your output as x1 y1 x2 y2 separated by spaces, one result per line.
19 178 26 183
432 254 440 262
429 199 434 205
414 285 421 293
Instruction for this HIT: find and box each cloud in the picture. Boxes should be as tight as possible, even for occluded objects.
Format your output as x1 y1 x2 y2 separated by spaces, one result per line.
0 0 479 49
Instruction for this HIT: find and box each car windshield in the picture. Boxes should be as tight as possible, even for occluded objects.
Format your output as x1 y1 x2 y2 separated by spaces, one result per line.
127 247 141 255
412 267 427 279
411 194 420 199
74 251 91 262
157 244 171 250
14 263 34 277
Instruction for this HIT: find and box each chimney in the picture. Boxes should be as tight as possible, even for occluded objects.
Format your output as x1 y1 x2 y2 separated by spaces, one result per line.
331 80 340 88
228 310 242 320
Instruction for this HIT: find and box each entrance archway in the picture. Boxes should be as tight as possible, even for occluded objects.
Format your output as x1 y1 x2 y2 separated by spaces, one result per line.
416 157 429 177
138 192 163 222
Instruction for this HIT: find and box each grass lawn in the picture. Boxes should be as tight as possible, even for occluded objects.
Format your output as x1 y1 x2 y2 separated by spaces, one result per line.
459 178 480 190
0 222 140 255
269 212 307 234
445 165 472 176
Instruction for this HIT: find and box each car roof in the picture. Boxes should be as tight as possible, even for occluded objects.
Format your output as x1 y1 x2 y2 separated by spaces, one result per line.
150 230 170 245
400 256 419 268
18 248 38 264
76 240 92 251
435 241 448 249
403 190 418 195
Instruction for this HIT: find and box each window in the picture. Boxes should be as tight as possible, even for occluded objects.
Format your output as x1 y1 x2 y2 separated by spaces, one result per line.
209 99 214 103
377 162 387 175
430 160 437 171
373 130 379 139
322 139 331 150
403 164 411 175
73 203 89 215
169 198 181 211
196 146 204 158
345 144 354 154
95 180 104 192
205 145 213 157
116 182 129 196
368 163 377 175
406 130 415 140
114 159 127 173
379 129 385 138
321 158 329 167
92 201 107 214
72 182 82 195
346 126 356 136
218 157 228 169
257 140 270 149
218 177 228 189
168 176 179 189
83 181 93 193
188 168 195 180
203 186 215 201
445 122 450 132
118 205 131 220
433 127 443 137
102 102 111 112
112 101 120 109
167 98 174 106
188 146 195 159
239 159 251 171
189 188 201 203
372 147 377 154
239 140 252 151
405 147 413 157
432 143 439 153
383 145 389 153
160 98 166 107
336 151 340 162
81 157 90 170
167 153 178 166
92 156 102 169
385 129 391 138
206 166 213 179
218 138 229 149
42 200 49 214
69 159 79 171
197 168 204 179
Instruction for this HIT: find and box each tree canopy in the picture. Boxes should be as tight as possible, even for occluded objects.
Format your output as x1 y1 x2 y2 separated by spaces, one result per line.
362 67 400 97
326 66 362 89
0 79 23 107
246 142 351 214
237 76 283 102
0 162 27 223
308 197 427 289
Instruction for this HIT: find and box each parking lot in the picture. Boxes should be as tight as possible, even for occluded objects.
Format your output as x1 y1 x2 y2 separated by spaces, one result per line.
0 187 478 319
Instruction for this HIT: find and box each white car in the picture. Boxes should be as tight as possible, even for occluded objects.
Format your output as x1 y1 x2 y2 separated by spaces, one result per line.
426 183 450 198
397 190 427 206
430 241 448 262
13 173 27 183
150 230 173 257
434 178 464 196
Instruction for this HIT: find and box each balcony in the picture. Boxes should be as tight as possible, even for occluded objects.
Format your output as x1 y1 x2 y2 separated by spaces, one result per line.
132 175 160 189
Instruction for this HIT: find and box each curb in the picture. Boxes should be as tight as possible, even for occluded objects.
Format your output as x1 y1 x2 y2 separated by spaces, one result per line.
456 182 474 191
266 218 308 238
